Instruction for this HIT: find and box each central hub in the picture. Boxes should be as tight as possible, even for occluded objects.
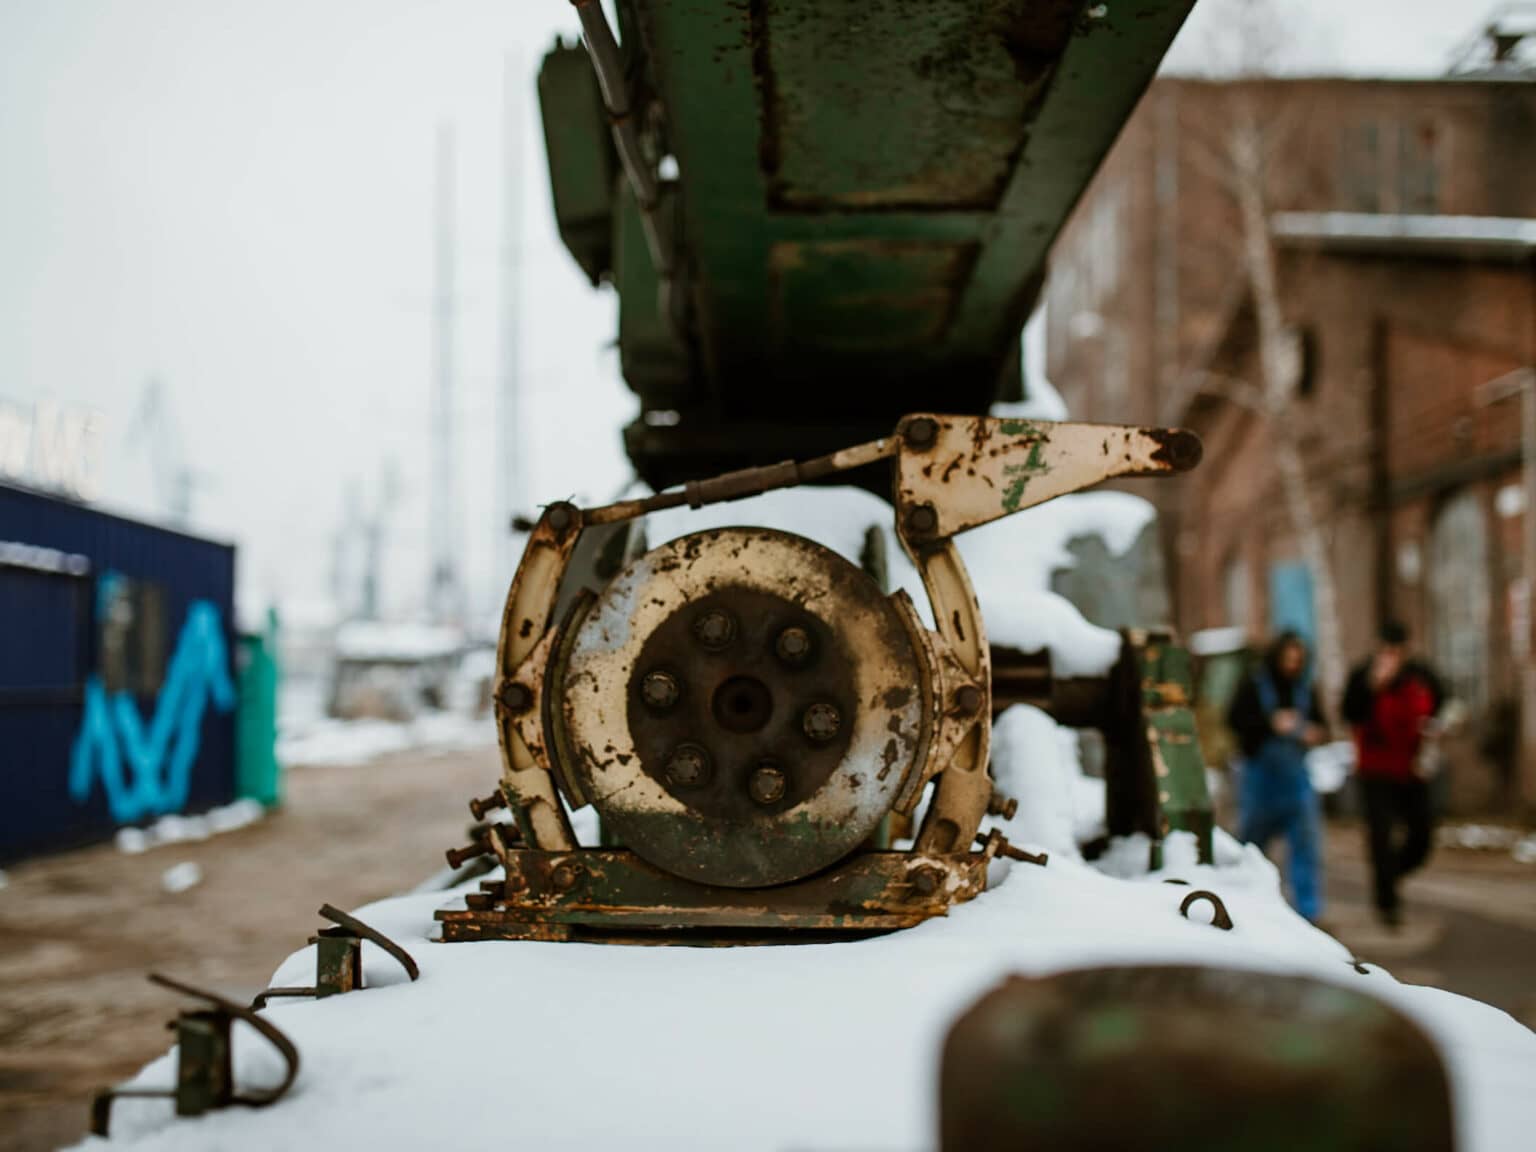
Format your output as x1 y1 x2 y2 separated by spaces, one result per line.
625 585 856 820
713 675 773 733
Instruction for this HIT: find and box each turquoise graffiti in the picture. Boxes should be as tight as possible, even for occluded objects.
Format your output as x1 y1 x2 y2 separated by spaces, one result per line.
70 598 236 824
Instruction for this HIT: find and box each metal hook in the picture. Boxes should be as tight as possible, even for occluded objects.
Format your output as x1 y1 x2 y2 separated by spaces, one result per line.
1178 889 1234 930
90 972 300 1136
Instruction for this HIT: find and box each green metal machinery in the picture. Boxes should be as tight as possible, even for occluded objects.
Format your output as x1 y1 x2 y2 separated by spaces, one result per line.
539 0 1197 489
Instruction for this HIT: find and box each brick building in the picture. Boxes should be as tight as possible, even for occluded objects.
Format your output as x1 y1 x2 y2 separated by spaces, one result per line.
1044 68 1536 810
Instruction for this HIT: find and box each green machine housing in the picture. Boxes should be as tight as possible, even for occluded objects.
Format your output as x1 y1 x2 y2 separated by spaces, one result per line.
538 0 1198 490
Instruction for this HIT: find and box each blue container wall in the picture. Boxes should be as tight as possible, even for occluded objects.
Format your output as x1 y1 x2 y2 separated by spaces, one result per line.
0 485 237 863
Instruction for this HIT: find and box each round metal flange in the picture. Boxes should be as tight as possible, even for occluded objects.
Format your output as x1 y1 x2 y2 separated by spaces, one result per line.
559 528 927 888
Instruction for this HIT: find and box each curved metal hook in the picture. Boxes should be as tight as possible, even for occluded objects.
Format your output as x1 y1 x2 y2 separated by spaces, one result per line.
148 972 300 1107
319 904 419 982
1178 889 1234 931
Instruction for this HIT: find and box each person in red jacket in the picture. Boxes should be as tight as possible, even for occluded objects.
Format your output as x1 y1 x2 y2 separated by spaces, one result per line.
1340 621 1444 928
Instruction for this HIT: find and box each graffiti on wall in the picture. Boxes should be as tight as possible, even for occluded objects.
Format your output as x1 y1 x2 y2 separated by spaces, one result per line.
69 599 235 824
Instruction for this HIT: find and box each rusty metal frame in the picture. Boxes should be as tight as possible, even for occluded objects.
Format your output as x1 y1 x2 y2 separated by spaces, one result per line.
457 413 1200 941
438 844 996 942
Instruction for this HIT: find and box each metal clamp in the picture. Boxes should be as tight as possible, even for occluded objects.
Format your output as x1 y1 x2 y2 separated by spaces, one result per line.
252 904 418 1010
1177 889 1234 931
90 973 299 1136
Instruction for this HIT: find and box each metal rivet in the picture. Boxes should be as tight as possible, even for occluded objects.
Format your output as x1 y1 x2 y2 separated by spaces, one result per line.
912 868 941 896
666 743 712 788
774 625 813 666
545 503 575 533
748 762 787 805
905 503 939 535
692 609 737 651
954 684 983 715
550 862 580 893
498 680 533 713
905 417 938 448
641 669 681 710
802 702 841 743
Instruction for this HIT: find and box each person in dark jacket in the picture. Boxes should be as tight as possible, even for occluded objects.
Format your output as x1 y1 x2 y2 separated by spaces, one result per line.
1226 631 1329 922
1341 620 1444 928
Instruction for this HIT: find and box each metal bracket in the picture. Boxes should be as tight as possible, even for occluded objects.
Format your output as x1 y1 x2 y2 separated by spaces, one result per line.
252 904 418 1010
90 973 299 1137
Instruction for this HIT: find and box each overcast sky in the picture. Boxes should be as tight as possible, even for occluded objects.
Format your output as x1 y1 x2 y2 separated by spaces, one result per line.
0 0 1505 628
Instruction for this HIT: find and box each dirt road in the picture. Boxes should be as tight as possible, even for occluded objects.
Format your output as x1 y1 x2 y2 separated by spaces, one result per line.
0 744 500 1152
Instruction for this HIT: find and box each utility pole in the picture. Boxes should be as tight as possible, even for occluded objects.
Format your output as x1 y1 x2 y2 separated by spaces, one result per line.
430 123 461 626
498 52 528 598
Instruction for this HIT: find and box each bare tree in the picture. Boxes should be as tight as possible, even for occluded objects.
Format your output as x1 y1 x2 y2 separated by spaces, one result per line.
1178 0 1349 706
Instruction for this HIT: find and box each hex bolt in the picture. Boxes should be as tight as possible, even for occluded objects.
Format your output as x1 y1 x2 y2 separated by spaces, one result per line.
550 862 580 893
498 680 533 714
469 791 507 820
666 743 712 788
641 669 681 710
445 838 491 870
988 789 1019 820
912 868 942 896
494 822 523 848
953 684 983 716
692 609 737 650
748 762 787 805
774 625 813 666
905 416 938 448
802 701 842 743
905 503 939 536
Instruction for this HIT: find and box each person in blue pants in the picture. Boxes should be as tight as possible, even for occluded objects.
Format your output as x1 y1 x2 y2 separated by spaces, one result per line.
1225 631 1330 923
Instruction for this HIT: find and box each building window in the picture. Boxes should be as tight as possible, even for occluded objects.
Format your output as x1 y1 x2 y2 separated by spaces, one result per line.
1399 118 1441 214
1222 552 1249 630
1338 121 1381 213
99 573 167 696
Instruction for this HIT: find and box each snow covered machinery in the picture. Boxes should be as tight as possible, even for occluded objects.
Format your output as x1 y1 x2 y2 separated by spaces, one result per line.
438 416 1204 943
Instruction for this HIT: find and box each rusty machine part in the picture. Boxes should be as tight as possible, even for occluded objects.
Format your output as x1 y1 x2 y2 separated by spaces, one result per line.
991 630 1217 868
252 903 420 1009
438 414 1201 943
90 973 300 1137
940 966 1456 1152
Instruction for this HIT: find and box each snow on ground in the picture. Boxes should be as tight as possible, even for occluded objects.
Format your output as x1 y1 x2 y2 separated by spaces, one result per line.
276 709 493 768
79 706 1536 1152
276 665 496 770
115 800 266 855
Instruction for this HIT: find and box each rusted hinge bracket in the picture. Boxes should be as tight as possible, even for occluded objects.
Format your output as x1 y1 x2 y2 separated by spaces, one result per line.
90 973 300 1136
251 904 419 1010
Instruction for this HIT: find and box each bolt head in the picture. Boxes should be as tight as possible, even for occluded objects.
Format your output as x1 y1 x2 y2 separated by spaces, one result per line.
905 503 939 535
692 609 737 651
954 684 983 715
912 868 941 896
774 625 813 666
802 701 842 743
641 669 681 710
748 762 787 806
545 502 575 533
498 680 533 713
905 417 938 448
666 743 712 788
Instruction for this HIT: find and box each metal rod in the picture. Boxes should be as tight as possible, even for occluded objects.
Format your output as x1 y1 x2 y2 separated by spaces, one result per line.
581 436 896 526
568 0 670 278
